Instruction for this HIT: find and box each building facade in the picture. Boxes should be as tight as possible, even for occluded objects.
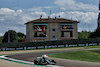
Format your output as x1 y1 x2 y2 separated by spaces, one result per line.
25 17 79 42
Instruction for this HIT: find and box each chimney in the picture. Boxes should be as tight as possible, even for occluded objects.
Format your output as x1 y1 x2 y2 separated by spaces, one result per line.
48 16 50 19
40 15 42 21
40 15 42 18
55 17 57 19
40 17 41 21
58 16 60 18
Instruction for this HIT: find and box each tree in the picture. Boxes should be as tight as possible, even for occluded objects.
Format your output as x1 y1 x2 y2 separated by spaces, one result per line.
78 30 90 39
2 32 8 43
17 32 25 38
0 36 3 43
17 32 26 41
89 28 100 38
2 30 18 43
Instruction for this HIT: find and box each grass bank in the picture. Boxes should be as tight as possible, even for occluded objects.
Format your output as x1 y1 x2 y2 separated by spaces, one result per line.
48 50 100 62
85 45 100 49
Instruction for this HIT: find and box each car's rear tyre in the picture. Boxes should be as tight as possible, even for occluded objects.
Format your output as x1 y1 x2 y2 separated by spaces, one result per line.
34 59 38 64
51 60 56 63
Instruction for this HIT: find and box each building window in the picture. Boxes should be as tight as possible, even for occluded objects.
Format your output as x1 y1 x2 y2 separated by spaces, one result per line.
61 25 73 29
52 24 55 26
34 25 47 31
52 29 55 31
34 32 46 37
61 31 73 37
52 35 55 38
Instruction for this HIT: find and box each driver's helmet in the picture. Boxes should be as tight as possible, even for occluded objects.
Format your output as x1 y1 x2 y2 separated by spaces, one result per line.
42 57 46 61
42 55 48 58
43 57 45 59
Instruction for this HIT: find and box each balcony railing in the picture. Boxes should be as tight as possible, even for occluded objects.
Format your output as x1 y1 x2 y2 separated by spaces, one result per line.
61 29 73 31
34 25 47 31
34 36 47 39
61 36 73 39
60 26 73 31
34 29 47 31
34 36 46 37
61 27 73 29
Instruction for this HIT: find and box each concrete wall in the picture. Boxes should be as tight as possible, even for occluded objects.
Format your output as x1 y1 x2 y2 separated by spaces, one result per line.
48 22 61 41
26 23 30 42
73 22 78 39
26 23 34 42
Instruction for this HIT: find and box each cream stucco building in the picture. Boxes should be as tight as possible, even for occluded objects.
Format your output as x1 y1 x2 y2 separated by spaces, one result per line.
25 17 79 42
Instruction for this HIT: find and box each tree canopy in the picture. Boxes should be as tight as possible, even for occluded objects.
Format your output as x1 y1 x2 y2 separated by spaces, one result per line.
78 30 90 39
89 28 100 38
2 30 18 43
17 32 25 37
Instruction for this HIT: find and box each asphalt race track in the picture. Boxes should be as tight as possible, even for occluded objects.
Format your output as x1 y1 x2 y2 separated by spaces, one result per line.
6 51 71 62
6 50 100 67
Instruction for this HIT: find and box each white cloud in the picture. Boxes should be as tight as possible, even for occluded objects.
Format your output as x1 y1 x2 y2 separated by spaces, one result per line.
53 0 98 32
0 8 15 12
23 6 51 12
0 8 48 36
51 11 98 32
0 4 98 36
54 0 98 12
0 33 3 36
25 7 42 12
16 9 22 13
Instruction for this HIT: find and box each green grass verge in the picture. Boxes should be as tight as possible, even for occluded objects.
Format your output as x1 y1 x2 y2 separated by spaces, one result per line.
48 51 100 62
85 45 100 49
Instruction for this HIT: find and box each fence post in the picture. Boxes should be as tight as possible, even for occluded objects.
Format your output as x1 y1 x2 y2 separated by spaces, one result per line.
0 43 3 51
97 42 99 45
68 44 69 47
23 47 24 50
44 41 46 49
1 48 3 51
15 47 17 50
77 43 79 47
88 38 89 46
36 45 38 49
57 44 59 48
64 44 66 47
5 47 6 51
96 38 99 45
44 45 45 48
88 43 89 46
35 42 38 49
47 45 48 48
84 43 86 46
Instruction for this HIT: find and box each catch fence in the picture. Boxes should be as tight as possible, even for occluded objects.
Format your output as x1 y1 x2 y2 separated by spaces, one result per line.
0 37 100 51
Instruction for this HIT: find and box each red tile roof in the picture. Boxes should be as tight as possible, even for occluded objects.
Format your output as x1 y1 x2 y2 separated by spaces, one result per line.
25 18 79 24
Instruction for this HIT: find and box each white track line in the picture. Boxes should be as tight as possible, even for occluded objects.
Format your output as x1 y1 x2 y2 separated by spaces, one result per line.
0 55 64 67
46 65 64 67
0 55 34 64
